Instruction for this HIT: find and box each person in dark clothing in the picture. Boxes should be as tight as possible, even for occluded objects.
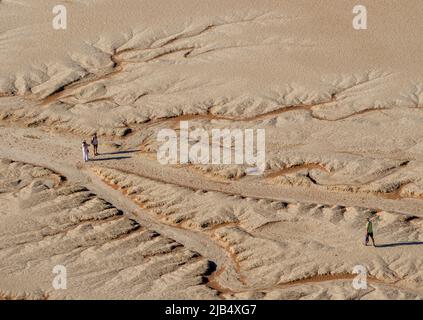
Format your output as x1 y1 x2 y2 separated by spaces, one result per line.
91 133 99 156
365 217 376 247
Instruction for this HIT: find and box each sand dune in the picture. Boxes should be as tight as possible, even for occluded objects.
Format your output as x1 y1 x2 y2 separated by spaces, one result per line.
1 0 423 300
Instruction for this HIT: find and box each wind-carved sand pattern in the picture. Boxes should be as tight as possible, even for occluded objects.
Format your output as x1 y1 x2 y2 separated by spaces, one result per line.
1 0 423 300
93 166 423 299
0 160 217 299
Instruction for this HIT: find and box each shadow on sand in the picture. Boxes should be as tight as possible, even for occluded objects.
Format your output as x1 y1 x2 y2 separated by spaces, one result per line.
376 242 423 248
101 150 141 156
89 156 132 162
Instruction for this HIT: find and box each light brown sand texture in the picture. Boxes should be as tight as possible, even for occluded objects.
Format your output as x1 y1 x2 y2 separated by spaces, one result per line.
0 0 423 300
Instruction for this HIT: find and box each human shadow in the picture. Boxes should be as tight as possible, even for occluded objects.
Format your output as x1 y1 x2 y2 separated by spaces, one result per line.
376 242 423 248
100 149 140 156
89 156 132 162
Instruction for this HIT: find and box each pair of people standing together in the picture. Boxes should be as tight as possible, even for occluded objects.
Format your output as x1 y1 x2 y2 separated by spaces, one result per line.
82 133 99 162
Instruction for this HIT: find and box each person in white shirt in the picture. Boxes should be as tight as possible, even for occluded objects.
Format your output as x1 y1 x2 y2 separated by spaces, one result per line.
82 141 90 162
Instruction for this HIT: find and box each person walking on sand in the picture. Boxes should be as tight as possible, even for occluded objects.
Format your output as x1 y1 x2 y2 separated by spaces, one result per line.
91 133 99 156
82 140 90 162
365 217 376 247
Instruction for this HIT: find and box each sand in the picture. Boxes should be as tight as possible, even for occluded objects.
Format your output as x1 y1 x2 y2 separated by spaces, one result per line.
0 0 422 300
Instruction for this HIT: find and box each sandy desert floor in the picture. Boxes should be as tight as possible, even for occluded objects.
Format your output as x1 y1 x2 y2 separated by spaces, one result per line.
0 0 423 300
